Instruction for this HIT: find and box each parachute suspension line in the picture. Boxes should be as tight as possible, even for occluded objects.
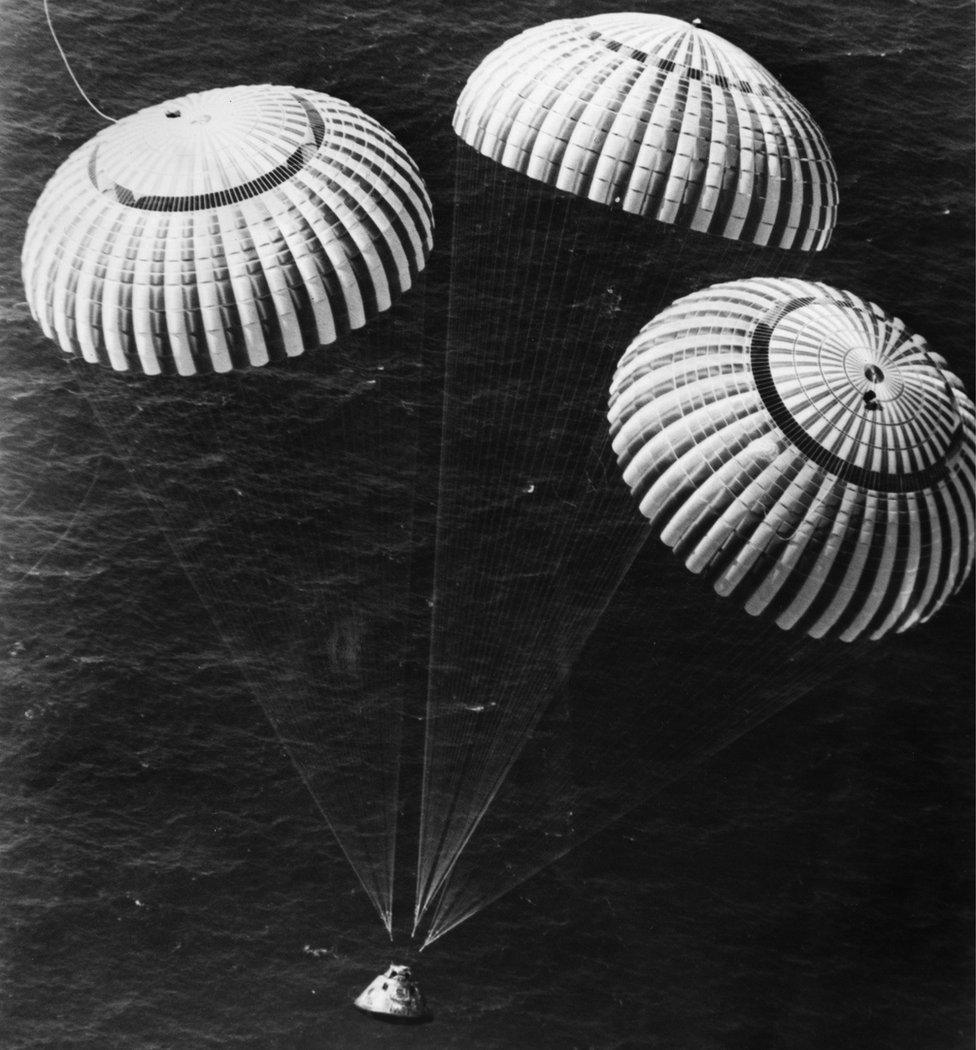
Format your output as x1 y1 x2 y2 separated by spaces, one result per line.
421 637 875 948
417 143 485 928
417 226 834 939
421 561 883 943
65 375 302 833
458 198 612 717
444 177 568 716
67 372 253 680
422 257 922 944
198 371 395 934
274 382 409 930
73 361 405 937
471 222 641 738
419 160 571 915
390 270 432 936
353 306 428 934
42 0 117 124
421 171 577 920
419 159 559 921
439 202 640 817
228 344 416 937
486 198 621 629
10 449 103 584
268 358 400 936
418 170 657 925
421 520 649 931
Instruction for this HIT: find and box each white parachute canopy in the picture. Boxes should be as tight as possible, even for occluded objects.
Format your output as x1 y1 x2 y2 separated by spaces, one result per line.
608 278 976 641
454 13 838 250
22 83 433 376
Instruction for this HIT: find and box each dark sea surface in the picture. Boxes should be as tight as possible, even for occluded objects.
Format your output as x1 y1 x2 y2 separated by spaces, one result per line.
1 1 973 1047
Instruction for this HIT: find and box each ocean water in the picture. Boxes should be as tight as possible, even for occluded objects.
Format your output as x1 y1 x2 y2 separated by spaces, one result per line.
1 1 973 1047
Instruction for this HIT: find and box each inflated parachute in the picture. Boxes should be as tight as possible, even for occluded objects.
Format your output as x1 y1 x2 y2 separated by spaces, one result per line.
21 84 433 935
608 278 976 641
454 12 837 250
22 83 433 374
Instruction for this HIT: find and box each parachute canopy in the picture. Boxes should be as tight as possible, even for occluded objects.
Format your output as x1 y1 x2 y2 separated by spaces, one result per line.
22 84 434 376
608 278 976 641
454 14 838 251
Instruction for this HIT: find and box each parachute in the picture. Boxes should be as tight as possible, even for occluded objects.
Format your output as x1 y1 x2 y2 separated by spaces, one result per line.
454 12 838 249
21 84 434 934
22 84 432 374
608 278 976 640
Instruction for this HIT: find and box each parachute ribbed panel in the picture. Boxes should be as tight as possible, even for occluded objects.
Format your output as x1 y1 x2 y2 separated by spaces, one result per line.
22 84 433 376
453 14 837 251
608 278 976 641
